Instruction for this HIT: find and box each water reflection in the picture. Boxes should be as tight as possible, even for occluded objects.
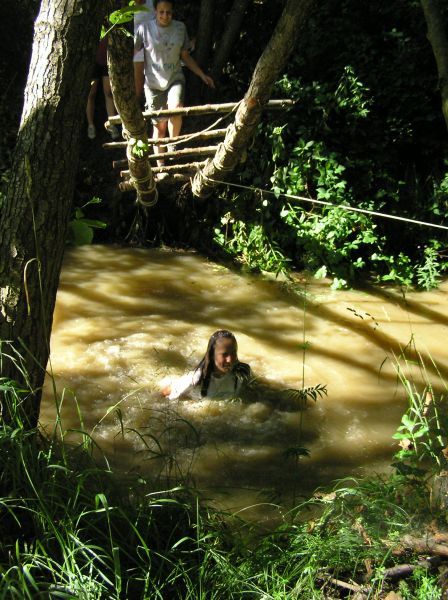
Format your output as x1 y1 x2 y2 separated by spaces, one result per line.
41 245 448 515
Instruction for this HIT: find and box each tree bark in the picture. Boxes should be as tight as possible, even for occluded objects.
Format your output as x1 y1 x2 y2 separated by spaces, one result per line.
0 0 107 427
211 0 251 80
191 0 316 198
107 19 157 207
195 0 215 69
420 0 448 130
189 0 216 105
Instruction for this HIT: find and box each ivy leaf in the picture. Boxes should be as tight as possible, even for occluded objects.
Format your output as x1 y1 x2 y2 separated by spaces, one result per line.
68 220 94 246
109 5 148 25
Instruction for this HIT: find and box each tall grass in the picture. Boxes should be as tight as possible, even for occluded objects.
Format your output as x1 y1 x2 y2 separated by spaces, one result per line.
0 376 227 599
1 354 446 599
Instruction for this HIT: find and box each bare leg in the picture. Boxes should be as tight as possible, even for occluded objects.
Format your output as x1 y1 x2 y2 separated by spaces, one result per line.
168 113 182 139
102 75 117 119
86 79 98 127
153 120 168 166
166 81 184 142
134 61 145 103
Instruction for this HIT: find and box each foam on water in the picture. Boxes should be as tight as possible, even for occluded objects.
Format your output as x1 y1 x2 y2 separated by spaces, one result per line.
41 245 448 514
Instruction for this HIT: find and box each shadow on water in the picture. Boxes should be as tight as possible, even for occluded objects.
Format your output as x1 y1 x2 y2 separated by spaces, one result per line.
41 245 448 514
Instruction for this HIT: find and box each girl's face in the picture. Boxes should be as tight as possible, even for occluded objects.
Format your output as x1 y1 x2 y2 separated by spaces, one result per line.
155 2 173 27
213 338 237 376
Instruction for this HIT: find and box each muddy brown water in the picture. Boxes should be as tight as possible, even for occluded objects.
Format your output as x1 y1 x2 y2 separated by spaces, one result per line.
40 245 448 520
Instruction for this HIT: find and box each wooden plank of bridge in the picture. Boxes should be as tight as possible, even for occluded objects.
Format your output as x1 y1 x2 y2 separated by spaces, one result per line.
106 99 294 188
120 161 207 177
107 99 293 125
103 128 227 150
112 146 219 170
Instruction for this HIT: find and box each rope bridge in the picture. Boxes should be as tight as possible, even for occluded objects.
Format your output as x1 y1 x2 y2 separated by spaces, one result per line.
103 99 293 193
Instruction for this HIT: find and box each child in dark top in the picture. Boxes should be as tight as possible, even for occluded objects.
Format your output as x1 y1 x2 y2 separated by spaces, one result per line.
86 38 120 140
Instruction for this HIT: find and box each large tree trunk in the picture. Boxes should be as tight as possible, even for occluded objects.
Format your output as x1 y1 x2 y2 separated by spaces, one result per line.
191 0 315 198
211 0 251 81
420 0 448 131
107 23 157 206
188 0 216 105
0 0 107 427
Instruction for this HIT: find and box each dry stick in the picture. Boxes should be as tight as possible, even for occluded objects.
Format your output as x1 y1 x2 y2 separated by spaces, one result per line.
327 578 370 594
399 534 448 557
103 128 227 150
382 556 441 580
323 559 441 598
319 555 442 598
113 147 218 170
108 99 294 124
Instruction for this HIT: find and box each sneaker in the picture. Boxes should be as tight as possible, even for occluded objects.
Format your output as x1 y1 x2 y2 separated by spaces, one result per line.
87 124 96 139
105 121 120 140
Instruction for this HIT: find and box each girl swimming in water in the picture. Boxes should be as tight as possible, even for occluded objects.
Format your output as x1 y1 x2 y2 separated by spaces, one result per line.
161 330 251 400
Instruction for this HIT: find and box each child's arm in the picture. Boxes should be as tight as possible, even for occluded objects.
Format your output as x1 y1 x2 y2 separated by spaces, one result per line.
161 385 171 397
161 370 201 399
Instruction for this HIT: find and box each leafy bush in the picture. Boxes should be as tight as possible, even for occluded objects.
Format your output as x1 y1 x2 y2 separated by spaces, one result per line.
212 0 448 288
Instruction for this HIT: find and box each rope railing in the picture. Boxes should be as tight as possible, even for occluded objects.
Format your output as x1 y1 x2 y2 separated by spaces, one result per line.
194 173 448 231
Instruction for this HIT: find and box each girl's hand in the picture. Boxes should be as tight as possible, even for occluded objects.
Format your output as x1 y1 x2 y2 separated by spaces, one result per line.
202 74 215 89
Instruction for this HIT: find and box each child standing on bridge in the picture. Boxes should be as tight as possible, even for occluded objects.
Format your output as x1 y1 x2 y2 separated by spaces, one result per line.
161 330 251 400
86 37 120 140
134 0 214 166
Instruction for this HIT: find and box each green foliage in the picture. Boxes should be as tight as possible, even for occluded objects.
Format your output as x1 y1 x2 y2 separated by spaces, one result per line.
392 380 447 476
214 214 291 276
416 245 443 291
68 197 107 246
209 0 448 288
107 3 150 27
282 383 327 407
104 2 151 38
399 569 441 600
0 375 210 599
131 139 150 159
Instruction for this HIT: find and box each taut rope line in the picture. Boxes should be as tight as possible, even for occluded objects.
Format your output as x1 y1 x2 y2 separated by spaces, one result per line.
197 174 448 232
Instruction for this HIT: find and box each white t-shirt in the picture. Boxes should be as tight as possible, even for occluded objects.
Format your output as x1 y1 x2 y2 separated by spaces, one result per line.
133 2 155 62
135 19 189 91
167 366 250 400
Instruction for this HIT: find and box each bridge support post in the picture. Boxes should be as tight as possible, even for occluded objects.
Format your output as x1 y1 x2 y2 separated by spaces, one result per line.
107 24 157 207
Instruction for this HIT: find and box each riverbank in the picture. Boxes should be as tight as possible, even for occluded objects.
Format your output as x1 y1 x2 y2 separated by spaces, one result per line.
2 370 447 598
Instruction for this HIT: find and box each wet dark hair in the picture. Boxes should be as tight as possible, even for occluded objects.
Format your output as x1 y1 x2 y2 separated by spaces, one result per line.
153 0 174 8
197 330 237 397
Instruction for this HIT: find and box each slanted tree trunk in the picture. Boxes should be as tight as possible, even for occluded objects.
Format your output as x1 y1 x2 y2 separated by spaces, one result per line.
192 0 315 198
0 0 107 427
107 23 157 206
420 0 448 131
